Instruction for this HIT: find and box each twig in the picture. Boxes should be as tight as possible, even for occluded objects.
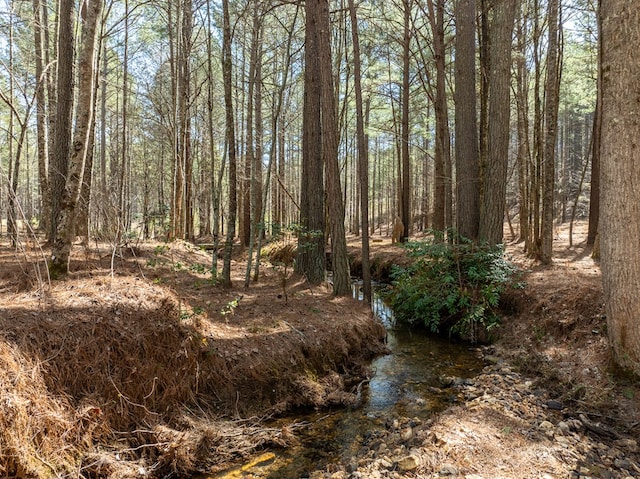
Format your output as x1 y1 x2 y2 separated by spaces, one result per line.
579 413 620 439
108 375 159 417
281 320 305 338
121 441 170 453
33 449 58 476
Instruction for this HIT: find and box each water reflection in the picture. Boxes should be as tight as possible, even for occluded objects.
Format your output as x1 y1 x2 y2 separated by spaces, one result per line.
211 282 482 479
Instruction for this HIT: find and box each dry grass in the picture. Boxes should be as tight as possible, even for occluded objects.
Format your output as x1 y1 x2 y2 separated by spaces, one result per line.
0 239 386 477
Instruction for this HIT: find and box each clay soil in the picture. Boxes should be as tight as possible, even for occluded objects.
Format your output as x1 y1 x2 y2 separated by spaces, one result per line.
0 221 638 478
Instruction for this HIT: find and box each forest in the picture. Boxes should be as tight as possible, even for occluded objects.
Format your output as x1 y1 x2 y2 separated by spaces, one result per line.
1 0 640 477
0 0 600 267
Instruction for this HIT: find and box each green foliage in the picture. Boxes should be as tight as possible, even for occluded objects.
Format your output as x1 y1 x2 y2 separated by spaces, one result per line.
179 306 204 321
146 244 170 267
172 261 184 271
221 296 242 317
154 244 170 255
189 262 208 274
383 237 521 342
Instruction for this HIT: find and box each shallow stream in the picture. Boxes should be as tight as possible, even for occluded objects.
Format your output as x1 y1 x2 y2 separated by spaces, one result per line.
212 283 483 478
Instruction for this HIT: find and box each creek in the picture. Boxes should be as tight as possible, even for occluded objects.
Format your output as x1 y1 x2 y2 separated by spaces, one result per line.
212 282 483 478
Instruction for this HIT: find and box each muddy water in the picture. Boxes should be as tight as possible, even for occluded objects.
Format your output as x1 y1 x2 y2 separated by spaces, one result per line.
212 283 482 478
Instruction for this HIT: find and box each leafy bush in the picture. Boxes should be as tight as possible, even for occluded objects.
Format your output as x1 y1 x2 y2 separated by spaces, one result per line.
383 236 521 342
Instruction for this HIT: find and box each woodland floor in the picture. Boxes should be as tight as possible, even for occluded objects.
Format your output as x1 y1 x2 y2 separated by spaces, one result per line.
0 221 638 478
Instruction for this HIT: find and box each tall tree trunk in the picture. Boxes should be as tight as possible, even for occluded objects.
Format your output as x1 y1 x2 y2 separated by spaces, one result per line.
7 7 16 245
33 0 51 237
118 0 129 243
400 0 412 240
182 0 194 240
541 0 561 264
221 0 238 288
431 0 452 238
317 0 351 296
587 0 601 247
479 0 517 245
514 3 531 248
296 0 326 286
348 0 372 303
254 39 263 241
244 7 264 286
78 28 104 244
243 10 259 250
478 0 489 200
49 0 75 241
50 0 102 276
530 0 543 256
600 0 640 375
454 0 479 241
168 1 180 240
205 0 223 277
99 39 108 233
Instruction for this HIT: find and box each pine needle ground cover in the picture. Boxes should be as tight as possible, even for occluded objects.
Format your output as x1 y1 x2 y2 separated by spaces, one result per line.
0 241 386 478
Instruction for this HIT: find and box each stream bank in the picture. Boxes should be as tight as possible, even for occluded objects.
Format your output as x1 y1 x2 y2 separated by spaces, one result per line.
213 341 639 479
302 348 639 479
2 224 640 478
212 309 484 478
211 233 640 479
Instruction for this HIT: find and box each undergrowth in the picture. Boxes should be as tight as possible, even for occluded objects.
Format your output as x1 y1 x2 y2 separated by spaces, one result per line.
383 235 522 343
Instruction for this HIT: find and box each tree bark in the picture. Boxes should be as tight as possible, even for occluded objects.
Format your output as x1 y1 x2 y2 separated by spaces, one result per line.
317 0 351 296
454 0 479 241
221 0 238 288
49 0 75 241
33 0 51 237
50 0 102 276
348 0 372 303
541 0 561 264
600 0 640 375
479 0 517 245
587 0 602 247
296 0 326 286
400 0 412 241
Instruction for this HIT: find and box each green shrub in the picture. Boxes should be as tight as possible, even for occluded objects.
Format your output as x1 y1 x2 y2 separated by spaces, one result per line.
383 236 521 342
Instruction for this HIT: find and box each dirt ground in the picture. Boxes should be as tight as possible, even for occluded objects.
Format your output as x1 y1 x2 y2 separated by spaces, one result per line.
0 221 638 478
